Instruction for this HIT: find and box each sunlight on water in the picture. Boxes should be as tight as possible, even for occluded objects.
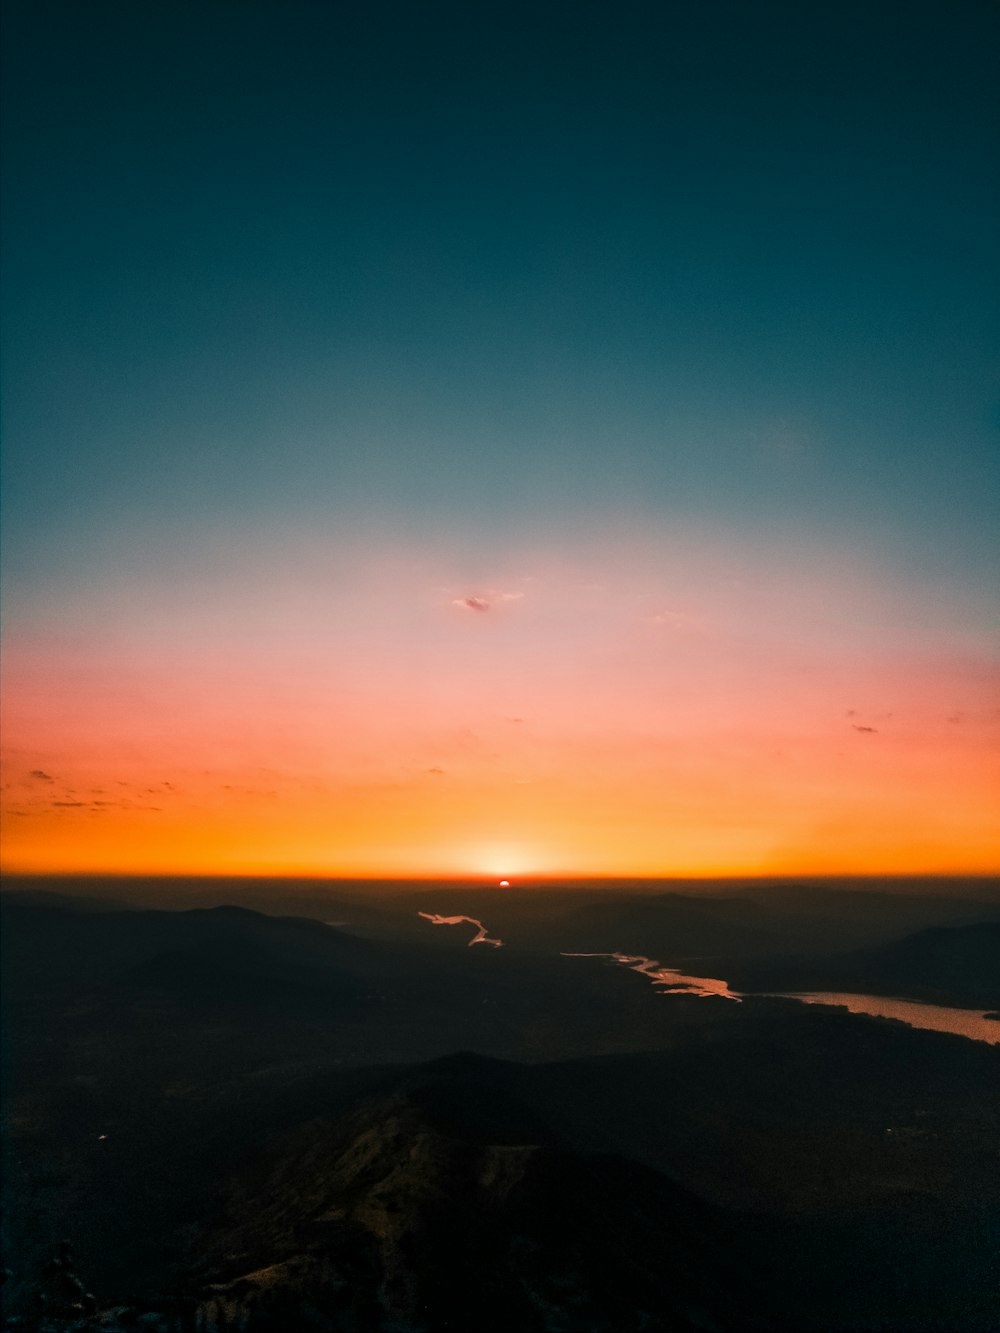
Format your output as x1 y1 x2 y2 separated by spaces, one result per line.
563 951 741 1000
418 912 503 947
776 993 1000 1044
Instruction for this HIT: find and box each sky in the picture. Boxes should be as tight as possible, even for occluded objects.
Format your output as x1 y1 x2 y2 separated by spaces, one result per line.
2 0 998 878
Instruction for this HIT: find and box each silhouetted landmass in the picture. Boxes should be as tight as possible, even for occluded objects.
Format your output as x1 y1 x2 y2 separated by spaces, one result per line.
5 874 998 957
2 891 999 1331
182 1055 774 1332
719 922 1000 1008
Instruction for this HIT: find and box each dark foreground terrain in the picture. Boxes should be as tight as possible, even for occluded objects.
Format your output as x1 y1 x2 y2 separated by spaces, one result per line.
2 880 999 1331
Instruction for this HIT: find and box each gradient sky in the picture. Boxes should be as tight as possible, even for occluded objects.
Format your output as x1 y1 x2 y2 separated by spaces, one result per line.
2 0 998 877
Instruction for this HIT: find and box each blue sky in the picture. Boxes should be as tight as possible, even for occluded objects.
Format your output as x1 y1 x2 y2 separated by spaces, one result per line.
4 0 997 583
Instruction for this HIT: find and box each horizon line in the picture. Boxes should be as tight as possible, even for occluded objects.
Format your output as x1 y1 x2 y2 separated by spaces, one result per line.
3 870 998 885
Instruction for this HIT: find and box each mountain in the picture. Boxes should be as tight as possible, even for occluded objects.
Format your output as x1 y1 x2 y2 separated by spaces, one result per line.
380 881 1000 965
4 899 1000 1332
722 922 1000 1008
185 1053 772 1333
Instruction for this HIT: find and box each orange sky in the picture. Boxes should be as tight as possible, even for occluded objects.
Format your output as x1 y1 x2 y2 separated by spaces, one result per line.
3 531 998 877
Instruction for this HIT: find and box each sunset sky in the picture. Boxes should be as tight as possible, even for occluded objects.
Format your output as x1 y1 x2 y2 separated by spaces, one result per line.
2 1 997 877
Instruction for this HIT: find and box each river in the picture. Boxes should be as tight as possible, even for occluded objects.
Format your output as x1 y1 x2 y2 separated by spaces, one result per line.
772 992 1000 1044
561 951 740 999
418 912 503 947
420 913 998 1044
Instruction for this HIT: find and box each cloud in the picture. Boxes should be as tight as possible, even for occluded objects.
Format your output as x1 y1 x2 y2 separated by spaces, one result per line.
852 725 878 734
447 586 525 613
29 770 54 781
427 767 445 776
52 801 86 807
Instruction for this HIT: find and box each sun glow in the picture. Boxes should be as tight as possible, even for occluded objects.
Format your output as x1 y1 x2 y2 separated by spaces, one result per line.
2 538 998 879
468 845 542 878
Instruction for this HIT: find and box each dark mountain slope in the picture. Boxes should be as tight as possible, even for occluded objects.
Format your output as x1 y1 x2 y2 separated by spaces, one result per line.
0 901 376 991
189 1056 773 1333
4 904 999 1331
721 922 1000 1008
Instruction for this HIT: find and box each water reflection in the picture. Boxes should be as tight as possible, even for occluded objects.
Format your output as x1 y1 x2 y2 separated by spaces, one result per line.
418 912 503 948
776 993 1000 1044
416 922 998 1045
563 951 740 1000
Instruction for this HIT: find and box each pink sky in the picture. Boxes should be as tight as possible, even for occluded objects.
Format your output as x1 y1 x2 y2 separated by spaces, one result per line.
3 527 997 876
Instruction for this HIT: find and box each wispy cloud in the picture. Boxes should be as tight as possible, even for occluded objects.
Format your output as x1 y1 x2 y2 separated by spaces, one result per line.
29 769 54 781
450 588 524 612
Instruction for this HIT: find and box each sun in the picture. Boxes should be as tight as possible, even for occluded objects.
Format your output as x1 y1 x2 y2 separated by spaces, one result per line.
498 879 510 888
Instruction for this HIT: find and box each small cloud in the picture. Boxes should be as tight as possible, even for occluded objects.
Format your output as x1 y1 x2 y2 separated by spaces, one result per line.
427 767 445 776
52 801 86 807
508 716 525 725
852 725 878 734
846 709 857 717
947 712 964 725
29 770 54 781
453 597 491 612
496 591 524 602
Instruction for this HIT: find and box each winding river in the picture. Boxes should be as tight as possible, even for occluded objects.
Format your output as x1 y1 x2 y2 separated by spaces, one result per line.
418 912 503 947
562 951 741 999
418 912 998 1044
